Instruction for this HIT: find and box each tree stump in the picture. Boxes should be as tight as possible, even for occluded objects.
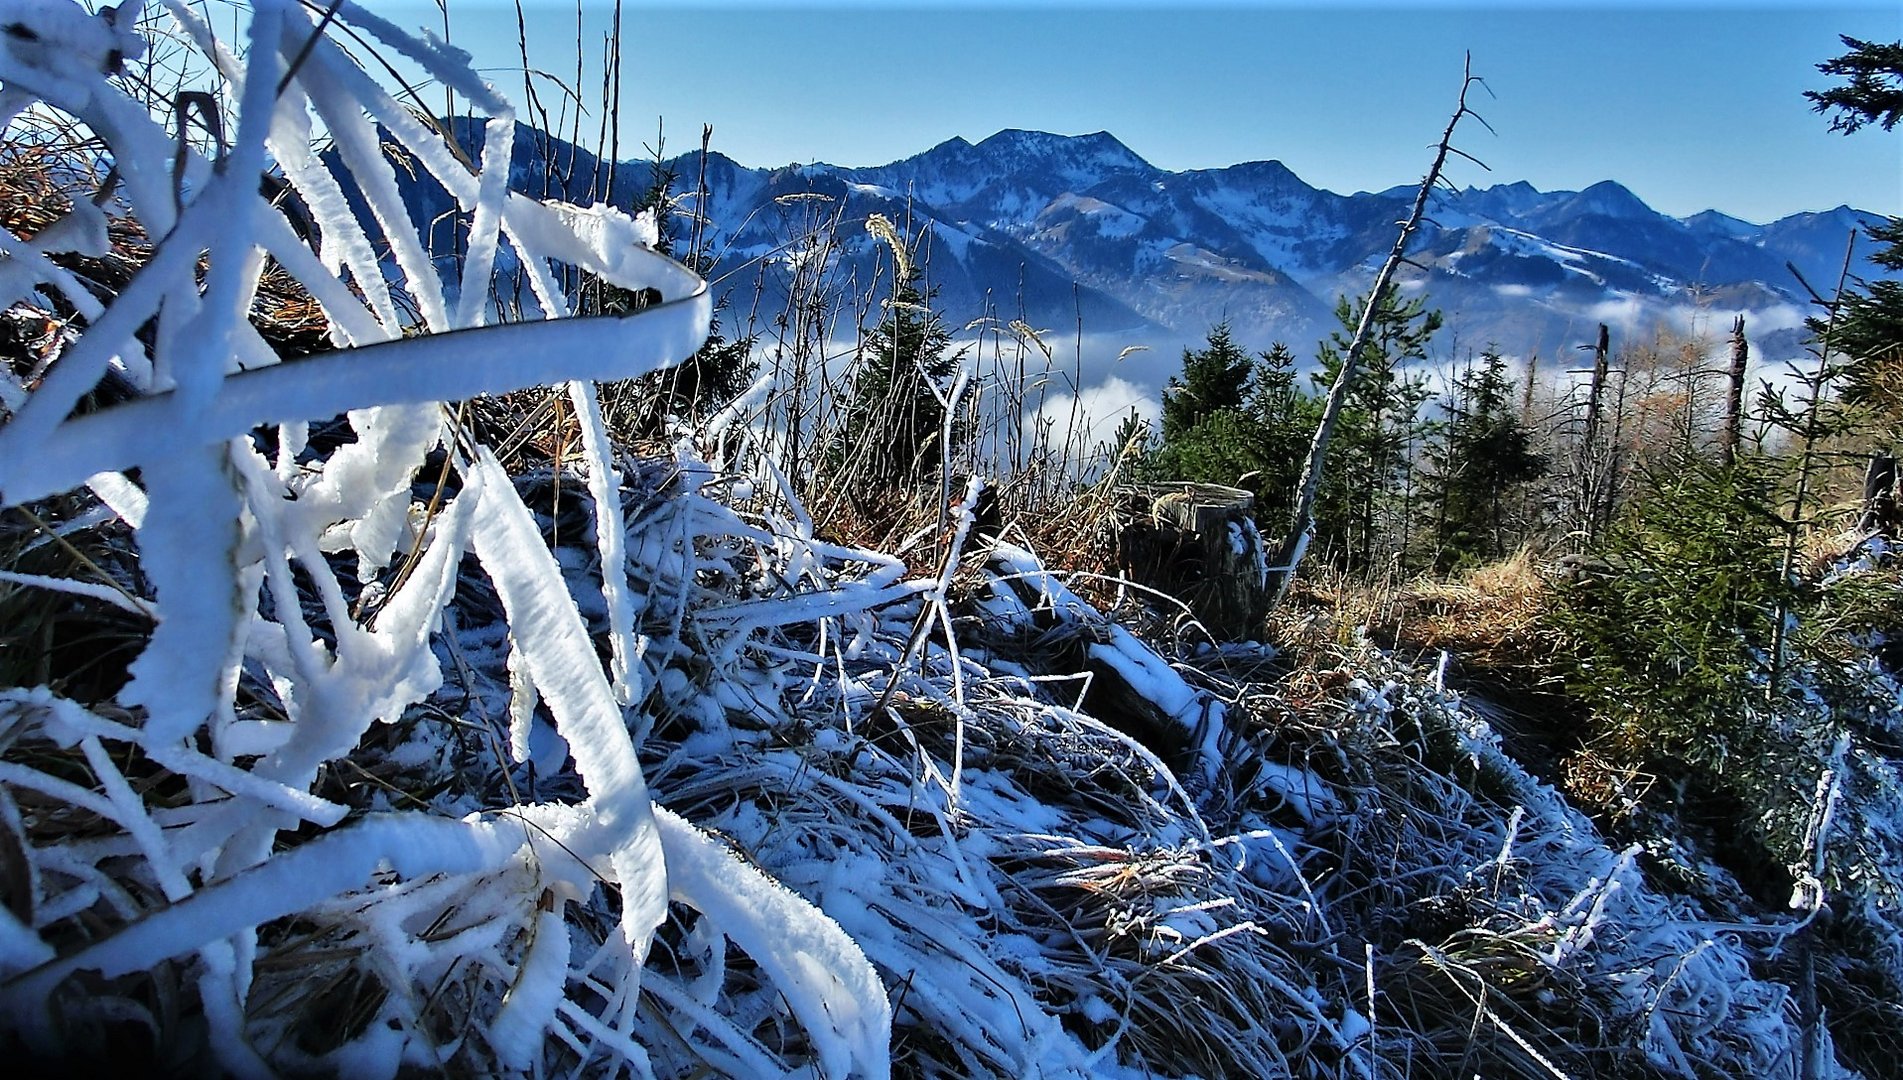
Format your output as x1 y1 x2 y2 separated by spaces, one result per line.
1114 483 1269 640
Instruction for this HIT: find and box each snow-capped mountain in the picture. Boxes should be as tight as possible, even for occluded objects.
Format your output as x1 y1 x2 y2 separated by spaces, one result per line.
676 129 1891 363
394 120 1892 365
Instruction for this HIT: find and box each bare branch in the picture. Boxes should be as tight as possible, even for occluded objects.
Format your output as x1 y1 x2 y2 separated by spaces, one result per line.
1446 144 1491 171
1784 260 1831 307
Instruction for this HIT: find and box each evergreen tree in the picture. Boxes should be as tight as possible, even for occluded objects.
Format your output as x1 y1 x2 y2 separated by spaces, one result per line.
1307 292 1440 572
1808 36 1903 434
1805 35 1903 134
1423 349 1546 571
1153 324 1262 491
1161 323 1254 441
1153 409 1266 491
1150 329 1318 533
1551 451 1806 843
1108 409 1155 478
837 273 966 491
1245 341 1320 532
1831 220 1903 428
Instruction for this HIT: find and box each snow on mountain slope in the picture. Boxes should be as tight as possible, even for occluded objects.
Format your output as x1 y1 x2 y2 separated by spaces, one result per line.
1757 205 1893 293
1683 208 1763 242
380 122 1890 366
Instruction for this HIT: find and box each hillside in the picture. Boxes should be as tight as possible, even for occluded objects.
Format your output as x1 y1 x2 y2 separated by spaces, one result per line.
2 5 1901 1080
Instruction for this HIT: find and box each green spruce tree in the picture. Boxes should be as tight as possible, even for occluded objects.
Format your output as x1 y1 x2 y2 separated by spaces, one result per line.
1150 328 1318 532
1107 408 1156 478
1806 35 1903 134
1154 323 1262 490
1423 348 1546 571
1244 341 1320 532
1807 35 1903 434
1307 292 1440 572
836 272 966 492
1161 322 1254 441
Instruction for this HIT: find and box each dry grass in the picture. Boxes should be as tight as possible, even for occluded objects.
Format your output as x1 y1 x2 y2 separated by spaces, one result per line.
0 133 111 239
1387 548 1565 678
1263 549 1567 703
1268 567 1410 653
0 500 147 705
6 13 1896 1073
0 124 332 384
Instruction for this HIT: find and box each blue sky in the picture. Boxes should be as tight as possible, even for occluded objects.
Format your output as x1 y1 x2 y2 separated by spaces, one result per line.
369 1 1901 222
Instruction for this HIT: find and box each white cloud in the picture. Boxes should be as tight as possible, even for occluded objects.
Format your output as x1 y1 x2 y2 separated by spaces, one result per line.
1661 300 1808 338
1583 293 1646 330
1026 374 1161 452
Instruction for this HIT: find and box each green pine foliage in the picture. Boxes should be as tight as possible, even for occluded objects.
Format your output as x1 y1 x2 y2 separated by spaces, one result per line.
1105 408 1157 487
1557 456 1790 747
1549 446 1903 920
1422 349 1546 572
1808 36 1903 437
835 273 967 492
1806 35 1903 133
1551 454 1821 854
1245 342 1321 531
1152 408 1266 488
1146 297 1445 569
1160 322 1253 441
1307 291 1441 572
1147 328 1317 533
1833 219 1903 432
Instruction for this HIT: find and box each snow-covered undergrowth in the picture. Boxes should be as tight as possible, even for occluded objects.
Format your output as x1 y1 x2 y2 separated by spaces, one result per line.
1 3 1895 1077
0 2 873 1076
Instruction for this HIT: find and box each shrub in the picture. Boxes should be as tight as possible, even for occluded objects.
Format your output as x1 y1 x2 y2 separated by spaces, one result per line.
1552 451 1903 897
1552 454 1798 834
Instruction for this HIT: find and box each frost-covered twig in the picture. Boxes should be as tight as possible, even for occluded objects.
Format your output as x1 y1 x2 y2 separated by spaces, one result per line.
0 3 895 1076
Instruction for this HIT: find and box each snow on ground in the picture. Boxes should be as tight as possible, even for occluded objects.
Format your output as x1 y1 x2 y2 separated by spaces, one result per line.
1044 193 1148 239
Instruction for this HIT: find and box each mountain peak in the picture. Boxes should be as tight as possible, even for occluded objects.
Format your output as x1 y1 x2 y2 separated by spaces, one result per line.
972 128 1153 174
1226 158 1302 181
1684 208 1762 238
500 122 1894 367
1569 179 1653 220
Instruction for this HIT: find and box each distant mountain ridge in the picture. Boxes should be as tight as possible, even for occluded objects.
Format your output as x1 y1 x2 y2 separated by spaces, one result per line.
401 120 1892 368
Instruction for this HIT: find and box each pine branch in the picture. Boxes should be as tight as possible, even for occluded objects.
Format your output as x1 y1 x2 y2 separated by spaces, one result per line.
1805 35 1903 134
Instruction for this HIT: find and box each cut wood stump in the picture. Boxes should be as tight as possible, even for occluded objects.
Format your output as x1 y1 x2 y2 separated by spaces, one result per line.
1114 482 1269 640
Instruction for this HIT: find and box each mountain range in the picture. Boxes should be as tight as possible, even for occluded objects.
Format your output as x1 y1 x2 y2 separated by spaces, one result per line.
401 120 1892 375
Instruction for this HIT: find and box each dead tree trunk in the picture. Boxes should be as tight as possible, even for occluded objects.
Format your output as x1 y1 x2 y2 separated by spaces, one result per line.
1721 315 1748 466
1271 56 1489 607
1576 324 1611 547
1581 324 1611 453
1520 352 1538 421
